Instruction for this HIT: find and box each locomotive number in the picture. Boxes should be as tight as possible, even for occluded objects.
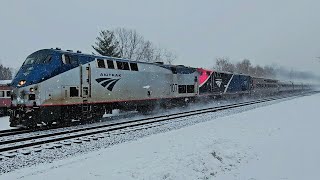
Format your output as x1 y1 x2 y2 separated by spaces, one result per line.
170 84 178 92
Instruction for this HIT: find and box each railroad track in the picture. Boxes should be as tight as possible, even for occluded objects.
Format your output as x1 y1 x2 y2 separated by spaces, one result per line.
0 94 273 138
0 91 316 157
0 111 138 137
0 128 22 136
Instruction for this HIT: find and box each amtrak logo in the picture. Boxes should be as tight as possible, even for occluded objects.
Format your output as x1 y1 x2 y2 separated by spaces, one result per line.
215 79 222 88
96 78 120 91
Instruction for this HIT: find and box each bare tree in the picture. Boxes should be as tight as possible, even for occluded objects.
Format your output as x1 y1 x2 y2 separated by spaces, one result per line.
110 28 177 64
136 40 154 62
263 65 276 78
214 57 227 71
213 56 320 81
213 58 277 78
250 65 264 77
214 57 235 72
161 49 177 65
236 59 251 74
114 28 144 59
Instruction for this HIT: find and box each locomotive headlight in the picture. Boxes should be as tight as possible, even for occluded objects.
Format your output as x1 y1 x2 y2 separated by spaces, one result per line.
18 80 26 86
30 87 34 92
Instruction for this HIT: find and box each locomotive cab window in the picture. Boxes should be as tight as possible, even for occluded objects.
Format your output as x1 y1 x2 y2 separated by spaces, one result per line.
97 59 106 68
63 54 78 65
23 50 53 65
0 91 4 97
107 60 115 69
63 55 71 64
130 63 138 71
44 55 52 63
70 55 78 65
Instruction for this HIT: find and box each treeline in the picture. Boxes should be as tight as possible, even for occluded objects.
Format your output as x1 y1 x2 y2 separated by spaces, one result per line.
214 57 318 81
92 28 176 64
1 29 317 82
0 64 12 80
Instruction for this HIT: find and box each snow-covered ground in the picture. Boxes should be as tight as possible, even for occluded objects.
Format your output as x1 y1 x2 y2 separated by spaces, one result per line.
1 93 319 180
0 116 13 130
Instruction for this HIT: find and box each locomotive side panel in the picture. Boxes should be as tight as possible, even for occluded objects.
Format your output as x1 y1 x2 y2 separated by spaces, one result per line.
90 62 175 102
225 74 251 94
39 66 82 106
198 69 251 96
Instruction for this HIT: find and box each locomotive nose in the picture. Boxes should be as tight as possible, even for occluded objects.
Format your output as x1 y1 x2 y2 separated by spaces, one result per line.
11 64 49 88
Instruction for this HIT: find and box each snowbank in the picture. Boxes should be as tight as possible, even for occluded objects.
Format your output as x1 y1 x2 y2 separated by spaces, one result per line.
0 116 12 130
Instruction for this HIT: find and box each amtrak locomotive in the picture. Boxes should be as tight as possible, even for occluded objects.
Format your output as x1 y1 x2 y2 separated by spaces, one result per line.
9 48 310 128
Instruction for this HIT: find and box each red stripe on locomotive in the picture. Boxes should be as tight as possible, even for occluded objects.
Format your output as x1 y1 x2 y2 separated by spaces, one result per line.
197 68 213 87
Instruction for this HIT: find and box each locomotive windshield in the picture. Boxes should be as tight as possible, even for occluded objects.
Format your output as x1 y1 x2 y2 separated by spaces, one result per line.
23 50 52 65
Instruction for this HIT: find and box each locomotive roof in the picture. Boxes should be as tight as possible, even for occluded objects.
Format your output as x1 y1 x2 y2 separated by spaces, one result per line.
44 48 196 70
198 67 252 77
32 49 293 82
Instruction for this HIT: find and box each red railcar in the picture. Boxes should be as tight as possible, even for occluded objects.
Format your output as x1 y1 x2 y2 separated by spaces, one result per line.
0 80 12 115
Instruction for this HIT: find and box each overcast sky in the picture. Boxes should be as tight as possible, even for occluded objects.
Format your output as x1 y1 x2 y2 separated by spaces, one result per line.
0 0 319 75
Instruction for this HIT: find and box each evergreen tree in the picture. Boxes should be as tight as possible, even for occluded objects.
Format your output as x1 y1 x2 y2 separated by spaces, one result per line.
0 64 12 80
92 30 121 57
